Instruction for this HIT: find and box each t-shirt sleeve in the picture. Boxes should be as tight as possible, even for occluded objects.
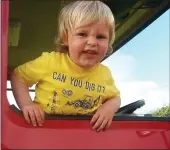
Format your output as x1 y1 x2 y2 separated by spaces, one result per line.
14 52 50 87
105 68 120 100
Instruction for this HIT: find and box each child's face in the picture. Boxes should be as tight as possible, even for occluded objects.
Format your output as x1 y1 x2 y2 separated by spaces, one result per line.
64 21 110 68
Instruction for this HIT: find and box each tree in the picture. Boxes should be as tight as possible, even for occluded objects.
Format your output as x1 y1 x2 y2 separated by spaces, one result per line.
152 105 170 117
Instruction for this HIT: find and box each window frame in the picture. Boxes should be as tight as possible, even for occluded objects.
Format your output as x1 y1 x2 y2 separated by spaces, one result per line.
2 0 170 122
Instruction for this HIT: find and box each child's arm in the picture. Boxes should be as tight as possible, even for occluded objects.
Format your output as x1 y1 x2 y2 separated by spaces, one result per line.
10 52 51 126
11 72 45 126
11 71 34 108
11 72 45 127
90 96 121 132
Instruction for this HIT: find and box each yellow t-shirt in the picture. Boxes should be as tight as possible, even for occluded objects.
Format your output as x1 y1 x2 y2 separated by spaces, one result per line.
14 51 120 115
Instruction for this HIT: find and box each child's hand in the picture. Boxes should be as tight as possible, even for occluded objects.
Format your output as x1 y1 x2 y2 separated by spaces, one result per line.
90 97 121 132
21 102 45 127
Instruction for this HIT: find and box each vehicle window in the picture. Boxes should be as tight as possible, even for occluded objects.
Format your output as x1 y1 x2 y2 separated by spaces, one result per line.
6 1 169 118
102 9 169 117
7 81 35 110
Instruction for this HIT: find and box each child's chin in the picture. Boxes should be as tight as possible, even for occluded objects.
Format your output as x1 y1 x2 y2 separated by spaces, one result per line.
78 59 98 69
81 62 96 69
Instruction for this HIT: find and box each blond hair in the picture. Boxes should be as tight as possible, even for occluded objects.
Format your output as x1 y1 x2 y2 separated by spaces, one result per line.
56 0 115 54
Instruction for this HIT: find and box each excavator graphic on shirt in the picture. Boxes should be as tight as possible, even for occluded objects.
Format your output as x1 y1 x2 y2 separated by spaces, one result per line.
66 95 101 110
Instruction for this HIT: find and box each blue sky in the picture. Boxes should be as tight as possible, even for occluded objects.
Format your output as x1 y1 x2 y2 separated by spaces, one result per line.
102 9 169 113
114 9 169 87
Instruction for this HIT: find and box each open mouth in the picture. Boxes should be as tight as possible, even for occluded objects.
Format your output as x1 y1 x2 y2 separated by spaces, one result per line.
83 50 98 55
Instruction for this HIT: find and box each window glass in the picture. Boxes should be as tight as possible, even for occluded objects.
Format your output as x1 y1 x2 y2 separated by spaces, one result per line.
102 10 169 116
6 0 169 117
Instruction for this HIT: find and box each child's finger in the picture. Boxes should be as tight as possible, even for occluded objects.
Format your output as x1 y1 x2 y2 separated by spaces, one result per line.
97 119 108 132
90 113 99 125
28 110 37 126
92 116 103 131
33 109 43 126
39 108 45 123
23 110 31 124
105 120 112 130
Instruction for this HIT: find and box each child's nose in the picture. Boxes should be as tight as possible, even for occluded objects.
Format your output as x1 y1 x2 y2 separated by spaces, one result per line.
87 37 97 47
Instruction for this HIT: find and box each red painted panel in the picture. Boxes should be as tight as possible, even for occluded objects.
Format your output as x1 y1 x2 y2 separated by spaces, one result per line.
1 105 170 149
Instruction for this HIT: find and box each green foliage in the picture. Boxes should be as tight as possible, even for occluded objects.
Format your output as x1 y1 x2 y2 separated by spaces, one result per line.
152 105 170 117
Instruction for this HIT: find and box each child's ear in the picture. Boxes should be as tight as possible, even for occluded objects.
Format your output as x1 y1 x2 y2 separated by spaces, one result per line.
63 34 68 46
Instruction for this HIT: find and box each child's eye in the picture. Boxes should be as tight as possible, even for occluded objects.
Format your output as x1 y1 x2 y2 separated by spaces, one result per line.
77 33 87 37
97 35 106 39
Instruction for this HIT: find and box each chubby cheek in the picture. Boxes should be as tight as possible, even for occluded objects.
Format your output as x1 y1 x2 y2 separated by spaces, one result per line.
68 43 81 56
99 44 109 57
70 39 84 51
69 48 78 60
69 48 84 64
